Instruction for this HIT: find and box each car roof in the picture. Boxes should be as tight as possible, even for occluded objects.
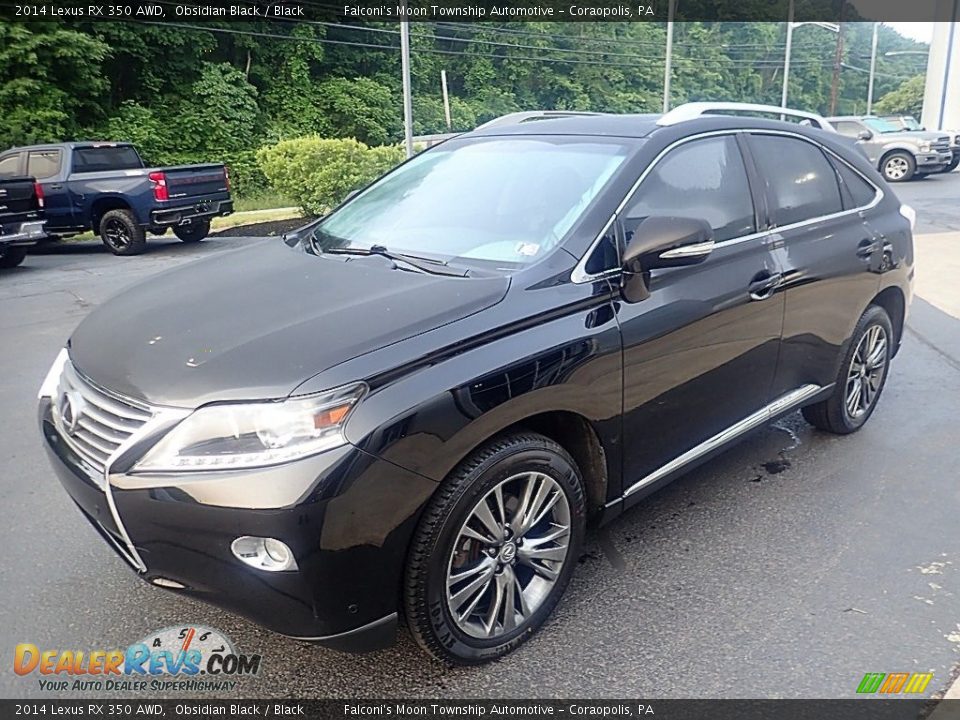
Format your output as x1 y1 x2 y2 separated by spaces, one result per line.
464 113 842 141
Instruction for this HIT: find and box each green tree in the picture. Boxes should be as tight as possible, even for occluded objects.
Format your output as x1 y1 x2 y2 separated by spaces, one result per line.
178 63 261 157
0 22 109 147
873 75 926 118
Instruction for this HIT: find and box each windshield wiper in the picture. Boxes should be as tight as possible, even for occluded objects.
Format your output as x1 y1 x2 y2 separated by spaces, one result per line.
322 245 469 277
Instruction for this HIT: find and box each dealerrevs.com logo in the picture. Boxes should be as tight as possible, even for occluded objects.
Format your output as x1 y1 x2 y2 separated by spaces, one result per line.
14 625 261 693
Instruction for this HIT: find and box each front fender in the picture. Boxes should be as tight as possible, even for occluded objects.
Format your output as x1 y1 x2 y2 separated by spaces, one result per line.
341 294 624 498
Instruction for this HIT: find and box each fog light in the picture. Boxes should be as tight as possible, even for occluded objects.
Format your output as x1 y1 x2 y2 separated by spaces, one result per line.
231 536 298 572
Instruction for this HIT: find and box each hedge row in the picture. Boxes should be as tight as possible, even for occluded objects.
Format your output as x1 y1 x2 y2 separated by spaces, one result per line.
256 137 406 215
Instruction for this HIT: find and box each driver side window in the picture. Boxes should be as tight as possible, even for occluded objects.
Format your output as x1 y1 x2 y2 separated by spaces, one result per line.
623 135 756 245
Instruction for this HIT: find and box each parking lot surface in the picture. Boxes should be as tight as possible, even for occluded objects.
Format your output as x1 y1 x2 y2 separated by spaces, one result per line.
2 175 959 698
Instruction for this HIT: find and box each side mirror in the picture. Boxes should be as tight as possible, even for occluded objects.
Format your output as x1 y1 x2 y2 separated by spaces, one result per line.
857 129 874 141
621 216 714 303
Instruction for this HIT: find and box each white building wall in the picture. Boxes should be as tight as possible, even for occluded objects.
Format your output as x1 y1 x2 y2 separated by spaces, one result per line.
922 16 960 130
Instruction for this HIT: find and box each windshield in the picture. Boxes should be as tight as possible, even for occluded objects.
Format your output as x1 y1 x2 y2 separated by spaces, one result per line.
901 116 923 130
313 137 631 269
863 117 902 134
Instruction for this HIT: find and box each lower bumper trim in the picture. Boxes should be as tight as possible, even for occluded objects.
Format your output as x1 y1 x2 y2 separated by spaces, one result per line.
282 612 398 654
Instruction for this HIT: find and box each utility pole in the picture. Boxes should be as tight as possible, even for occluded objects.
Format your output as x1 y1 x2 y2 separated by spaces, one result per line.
867 22 879 114
829 6 845 115
781 0 794 108
662 0 675 113
440 70 452 131
400 2 414 158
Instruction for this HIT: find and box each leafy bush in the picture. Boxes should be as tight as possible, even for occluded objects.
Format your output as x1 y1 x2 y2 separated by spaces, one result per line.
257 136 405 215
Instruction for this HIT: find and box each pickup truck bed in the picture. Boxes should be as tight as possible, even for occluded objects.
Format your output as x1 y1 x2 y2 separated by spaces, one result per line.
0 176 46 269
0 143 232 255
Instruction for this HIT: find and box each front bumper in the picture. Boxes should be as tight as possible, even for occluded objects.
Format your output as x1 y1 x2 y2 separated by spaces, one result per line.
39 397 436 652
151 199 233 227
0 219 46 247
916 152 952 169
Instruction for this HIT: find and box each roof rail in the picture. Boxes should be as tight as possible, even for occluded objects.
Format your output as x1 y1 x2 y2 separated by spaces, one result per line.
658 102 836 132
476 110 605 130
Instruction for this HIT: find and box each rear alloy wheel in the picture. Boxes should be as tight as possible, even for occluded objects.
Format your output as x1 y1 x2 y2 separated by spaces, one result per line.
99 209 146 255
0 246 28 268
405 433 585 664
802 305 893 434
173 219 210 243
881 151 916 182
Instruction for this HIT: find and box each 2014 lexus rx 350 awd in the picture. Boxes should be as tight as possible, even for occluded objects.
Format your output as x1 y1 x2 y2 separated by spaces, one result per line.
38 109 914 664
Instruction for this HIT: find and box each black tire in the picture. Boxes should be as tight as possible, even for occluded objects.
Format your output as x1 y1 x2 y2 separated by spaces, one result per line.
941 156 960 173
404 432 586 665
173 219 210 243
880 151 916 183
802 305 894 434
0 246 27 268
99 209 146 255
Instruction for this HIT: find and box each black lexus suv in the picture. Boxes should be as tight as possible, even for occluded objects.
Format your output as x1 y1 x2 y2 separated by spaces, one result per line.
38 108 913 664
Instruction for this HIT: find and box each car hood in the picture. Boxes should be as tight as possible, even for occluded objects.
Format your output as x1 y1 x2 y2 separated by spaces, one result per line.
887 130 950 142
69 241 509 407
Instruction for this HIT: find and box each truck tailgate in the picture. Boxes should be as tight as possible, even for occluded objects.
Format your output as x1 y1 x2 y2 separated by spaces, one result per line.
0 177 41 221
161 164 229 200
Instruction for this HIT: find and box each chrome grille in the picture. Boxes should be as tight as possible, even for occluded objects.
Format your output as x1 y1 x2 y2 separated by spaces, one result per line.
933 137 951 152
52 361 153 475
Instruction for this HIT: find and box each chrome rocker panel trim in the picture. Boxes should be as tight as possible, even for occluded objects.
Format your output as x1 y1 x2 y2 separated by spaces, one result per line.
622 383 825 499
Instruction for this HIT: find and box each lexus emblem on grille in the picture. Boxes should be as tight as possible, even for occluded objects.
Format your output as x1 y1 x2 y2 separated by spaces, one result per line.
58 390 86 436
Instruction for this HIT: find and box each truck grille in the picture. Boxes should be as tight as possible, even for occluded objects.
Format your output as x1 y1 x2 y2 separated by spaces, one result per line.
52 361 153 475
933 137 951 152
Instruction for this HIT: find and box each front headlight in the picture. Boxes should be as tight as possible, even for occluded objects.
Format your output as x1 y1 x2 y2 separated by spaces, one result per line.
919 142 932 152
134 383 366 472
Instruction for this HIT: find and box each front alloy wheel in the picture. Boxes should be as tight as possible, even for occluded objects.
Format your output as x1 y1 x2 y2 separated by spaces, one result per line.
881 152 915 182
446 471 572 639
405 433 585 664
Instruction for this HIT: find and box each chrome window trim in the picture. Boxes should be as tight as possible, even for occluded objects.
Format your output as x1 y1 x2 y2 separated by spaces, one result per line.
570 128 884 285
621 383 826 500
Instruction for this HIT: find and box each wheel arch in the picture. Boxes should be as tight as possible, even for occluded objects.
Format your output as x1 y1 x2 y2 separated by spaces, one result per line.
878 146 916 169
870 286 906 355
90 196 134 233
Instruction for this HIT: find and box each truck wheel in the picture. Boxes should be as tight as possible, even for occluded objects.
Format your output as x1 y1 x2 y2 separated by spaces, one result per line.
404 432 586 665
880 151 915 182
100 210 146 255
173 220 210 243
0 246 28 268
941 156 960 173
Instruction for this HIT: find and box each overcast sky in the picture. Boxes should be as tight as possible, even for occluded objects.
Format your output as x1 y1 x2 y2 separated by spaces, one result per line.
886 22 934 43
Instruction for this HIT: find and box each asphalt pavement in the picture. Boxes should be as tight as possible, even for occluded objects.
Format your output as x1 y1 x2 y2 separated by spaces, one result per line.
1 175 959 699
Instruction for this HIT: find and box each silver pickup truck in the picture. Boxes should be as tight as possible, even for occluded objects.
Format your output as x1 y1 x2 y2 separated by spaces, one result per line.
881 114 960 173
827 115 952 182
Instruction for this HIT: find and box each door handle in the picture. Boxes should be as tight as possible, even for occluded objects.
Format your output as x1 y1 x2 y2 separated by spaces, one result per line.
856 239 880 259
748 272 782 301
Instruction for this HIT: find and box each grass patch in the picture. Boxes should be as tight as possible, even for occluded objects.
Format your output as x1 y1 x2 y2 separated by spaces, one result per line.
211 206 303 230
233 191 297 213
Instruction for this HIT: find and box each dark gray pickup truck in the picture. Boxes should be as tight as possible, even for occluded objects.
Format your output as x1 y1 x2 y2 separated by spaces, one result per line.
0 176 46 269
0 143 233 255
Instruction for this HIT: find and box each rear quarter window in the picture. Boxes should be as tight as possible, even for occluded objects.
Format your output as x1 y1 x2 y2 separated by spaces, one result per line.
831 158 879 210
73 146 143 172
749 135 843 227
